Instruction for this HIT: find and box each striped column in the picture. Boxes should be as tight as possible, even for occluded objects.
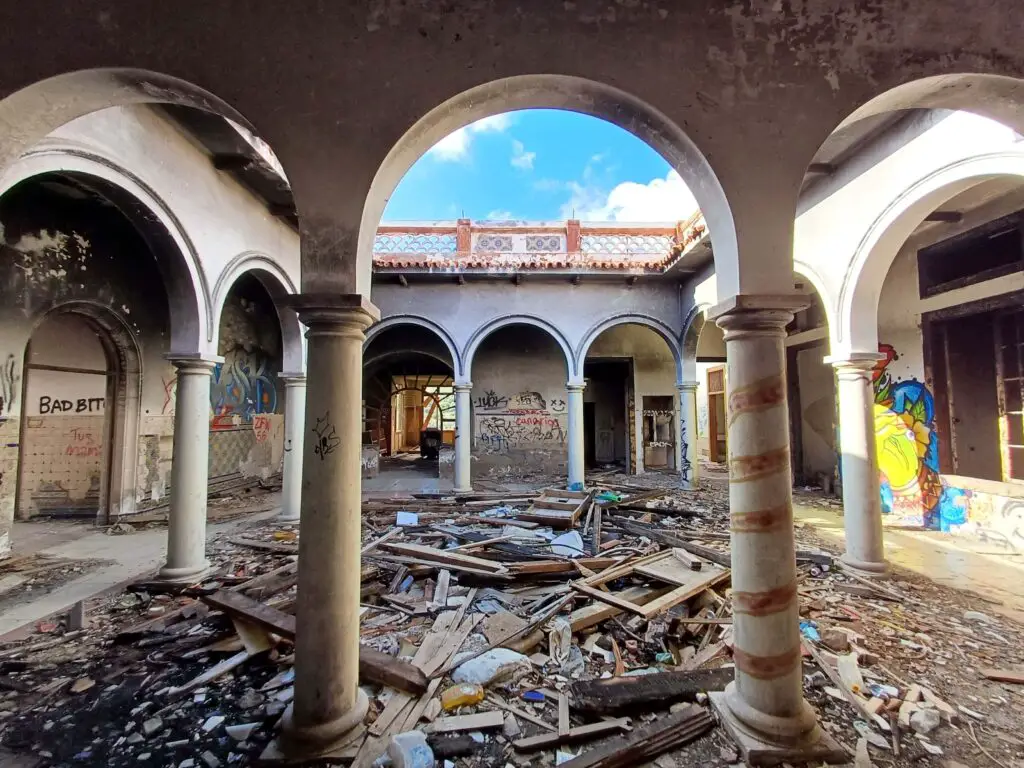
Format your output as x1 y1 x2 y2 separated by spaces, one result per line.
708 297 840 762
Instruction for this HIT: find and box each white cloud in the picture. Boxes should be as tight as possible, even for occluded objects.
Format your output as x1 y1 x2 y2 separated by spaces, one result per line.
562 169 699 222
510 139 536 170
426 114 513 162
485 209 515 220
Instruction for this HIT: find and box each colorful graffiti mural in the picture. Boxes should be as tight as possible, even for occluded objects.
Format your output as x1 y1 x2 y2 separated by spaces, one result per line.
872 343 971 530
210 349 278 430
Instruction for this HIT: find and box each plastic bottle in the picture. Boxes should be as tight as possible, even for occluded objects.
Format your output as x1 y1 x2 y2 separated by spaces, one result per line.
387 731 435 768
440 682 485 711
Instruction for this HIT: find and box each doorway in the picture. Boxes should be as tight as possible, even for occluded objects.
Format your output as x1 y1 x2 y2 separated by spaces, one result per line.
707 366 727 463
16 313 117 521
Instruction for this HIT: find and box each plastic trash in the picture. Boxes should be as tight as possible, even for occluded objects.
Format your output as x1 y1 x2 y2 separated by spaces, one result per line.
559 644 586 678
550 530 585 558
440 683 485 711
451 649 531 686
596 491 621 503
388 731 435 768
521 690 545 703
396 511 419 526
837 652 865 696
799 620 820 642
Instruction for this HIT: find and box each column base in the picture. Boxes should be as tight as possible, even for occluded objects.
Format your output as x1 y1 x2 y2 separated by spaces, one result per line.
840 553 890 579
710 690 847 766
278 688 370 758
276 512 301 524
157 559 212 583
454 485 473 494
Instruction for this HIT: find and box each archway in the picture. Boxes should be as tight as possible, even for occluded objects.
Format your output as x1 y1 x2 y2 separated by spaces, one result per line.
16 306 141 524
682 305 727 467
461 319 573 484
579 320 682 476
210 273 286 481
358 75 736 297
363 324 457 491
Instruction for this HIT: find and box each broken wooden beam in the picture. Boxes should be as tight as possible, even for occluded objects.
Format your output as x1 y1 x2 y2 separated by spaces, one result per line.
201 589 427 694
569 667 733 714
558 704 714 768
513 718 631 752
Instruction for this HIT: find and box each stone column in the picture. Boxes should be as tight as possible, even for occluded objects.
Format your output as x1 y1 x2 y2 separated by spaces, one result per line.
281 295 379 756
159 356 218 581
707 296 842 765
827 353 889 577
278 372 307 523
454 382 473 492
566 382 586 490
676 381 699 490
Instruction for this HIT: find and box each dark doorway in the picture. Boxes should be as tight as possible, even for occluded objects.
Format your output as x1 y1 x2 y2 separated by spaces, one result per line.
584 402 596 468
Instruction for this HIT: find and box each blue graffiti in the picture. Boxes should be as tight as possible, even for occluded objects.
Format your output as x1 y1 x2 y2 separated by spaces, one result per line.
211 350 277 427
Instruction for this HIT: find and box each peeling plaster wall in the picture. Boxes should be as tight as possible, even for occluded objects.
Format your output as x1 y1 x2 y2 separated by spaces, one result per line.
0 178 174 538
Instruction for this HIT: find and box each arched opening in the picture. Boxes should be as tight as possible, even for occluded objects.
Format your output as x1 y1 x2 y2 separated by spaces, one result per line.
463 321 573 484
580 322 681 476
0 172 165 530
210 273 285 481
683 309 728 468
362 324 456 491
784 280 836 493
359 75 733 296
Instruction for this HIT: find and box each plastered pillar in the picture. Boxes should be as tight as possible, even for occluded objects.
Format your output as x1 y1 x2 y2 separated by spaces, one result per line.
827 353 889 577
454 382 472 492
159 356 218 581
676 381 699 490
278 372 307 523
707 296 842 765
281 295 378 756
566 382 586 490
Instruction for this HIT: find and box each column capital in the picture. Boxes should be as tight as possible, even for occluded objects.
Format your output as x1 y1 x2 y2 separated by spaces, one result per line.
709 293 809 338
566 381 586 392
166 354 221 373
287 293 380 331
676 380 699 393
279 371 307 385
453 381 473 392
824 351 885 374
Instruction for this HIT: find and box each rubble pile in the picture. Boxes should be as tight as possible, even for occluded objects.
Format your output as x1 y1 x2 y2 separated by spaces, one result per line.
0 479 1022 767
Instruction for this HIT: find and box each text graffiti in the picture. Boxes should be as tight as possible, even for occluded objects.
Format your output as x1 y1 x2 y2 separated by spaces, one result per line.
478 415 565 453
39 396 105 414
312 412 339 460
253 413 272 443
65 426 101 458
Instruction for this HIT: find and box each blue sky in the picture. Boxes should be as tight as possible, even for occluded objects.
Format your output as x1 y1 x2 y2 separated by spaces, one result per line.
382 110 699 223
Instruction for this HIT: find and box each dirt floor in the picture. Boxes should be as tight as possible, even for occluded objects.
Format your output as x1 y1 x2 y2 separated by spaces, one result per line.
0 473 1021 768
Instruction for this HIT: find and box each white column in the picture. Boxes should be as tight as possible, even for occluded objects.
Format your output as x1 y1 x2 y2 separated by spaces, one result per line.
566 382 586 490
707 296 842 764
827 353 889 577
676 381 699 490
454 382 472 492
159 356 218 581
278 372 306 523
281 296 378 756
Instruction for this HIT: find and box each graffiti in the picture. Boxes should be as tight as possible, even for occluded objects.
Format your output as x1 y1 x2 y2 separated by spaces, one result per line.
872 343 943 528
38 396 105 414
550 398 566 413
679 412 693 485
64 426 101 458
253 414 272 443
161 377 176 415
210 349 278 430
0 355 19 418
478 415 566 453
507 391 547 413
312 412 339 460
474 390 509 411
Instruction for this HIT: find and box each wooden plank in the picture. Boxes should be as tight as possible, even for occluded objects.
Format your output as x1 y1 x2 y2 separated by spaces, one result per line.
201 590 427 694
378 542 509 574
558 705 713 768
982 668 1024 684
568 586 671 632
558 693 570 736
508 557 621 577
636 569 731 619
513 718 631 752
573 582 651 617
569 668 733 714
227 537 298 554
427 710 504 734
